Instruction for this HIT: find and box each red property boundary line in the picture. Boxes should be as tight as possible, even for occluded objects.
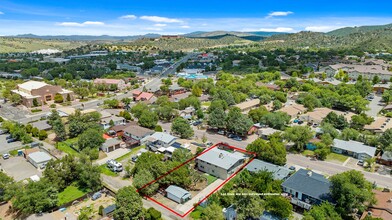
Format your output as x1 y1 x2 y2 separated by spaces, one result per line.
136 142 257 218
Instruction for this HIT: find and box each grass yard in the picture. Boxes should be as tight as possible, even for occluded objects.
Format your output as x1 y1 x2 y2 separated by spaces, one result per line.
9 146 30 156
115 145 145 162
57 185 87 206
57 138 80 156
204 173 218 185
99 164 118 177
326 152 348 163
201 101 211 107
301 150 315 157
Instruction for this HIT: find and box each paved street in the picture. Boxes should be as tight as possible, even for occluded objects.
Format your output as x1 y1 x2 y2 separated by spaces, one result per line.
287 154 392 188
366 93 383 117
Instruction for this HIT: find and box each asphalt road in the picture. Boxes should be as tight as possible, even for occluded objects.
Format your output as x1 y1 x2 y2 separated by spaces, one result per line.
366 93 383 117
287 153 392 188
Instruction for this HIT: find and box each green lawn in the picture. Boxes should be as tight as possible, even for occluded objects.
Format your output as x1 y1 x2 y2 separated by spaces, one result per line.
301 150 315 157
204 173 218 185
201 101 211 107
57 138 80 156
326 153 348 163
115 145 145 162
99 164 119 177
9 146 30 156
57 185 87 206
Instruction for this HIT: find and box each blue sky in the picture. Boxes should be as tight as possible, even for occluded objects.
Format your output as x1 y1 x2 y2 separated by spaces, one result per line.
0 0 392 35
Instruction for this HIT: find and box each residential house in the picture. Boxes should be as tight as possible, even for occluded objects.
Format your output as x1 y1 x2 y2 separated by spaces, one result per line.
30 120 52 131
135 92 154 102
245 159 291 180
257 127 281 140
255 82 280 91
116 64 141 73
169 84 186 95
109 122 137 137
281 169 333 210
378 151 392 166
299 108 355 124
179 107 195 120
279 103 307 119
360 190 392 220
319 78 342 86
12 80 74 108
364 117 392 133
93 78 127 90
141 132 177 152
100 115 126 130
100 138 125 153
196 147 247 179
234 99 260 113
328 63 392 81
332 139 376 160
122 125 154 147
373 83 391 94
165 185 191 204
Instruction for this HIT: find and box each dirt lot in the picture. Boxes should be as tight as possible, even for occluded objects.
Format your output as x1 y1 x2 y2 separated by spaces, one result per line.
0 156 42 181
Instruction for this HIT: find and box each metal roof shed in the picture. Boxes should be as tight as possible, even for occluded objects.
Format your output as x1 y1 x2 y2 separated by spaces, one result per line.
165 185 191 204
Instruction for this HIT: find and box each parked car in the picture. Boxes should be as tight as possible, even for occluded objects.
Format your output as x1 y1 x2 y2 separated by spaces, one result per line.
92 192 102 201
40 163 47 169
131 156 138 163
2 153 10 159
0 129 9 135
206 142 213 147
357 160 364 166
193 121 202 126
232 135 243 141
7 138 17 143
217 130 225 135
289 166 296 171
227 133 234 138
5 135 13 140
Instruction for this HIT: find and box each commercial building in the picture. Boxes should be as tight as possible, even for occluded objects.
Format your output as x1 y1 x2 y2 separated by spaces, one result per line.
93 78 127 90
12 81 74 107
28 151 52 168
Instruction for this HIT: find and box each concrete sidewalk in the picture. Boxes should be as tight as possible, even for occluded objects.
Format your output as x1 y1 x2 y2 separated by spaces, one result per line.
177 179 224 214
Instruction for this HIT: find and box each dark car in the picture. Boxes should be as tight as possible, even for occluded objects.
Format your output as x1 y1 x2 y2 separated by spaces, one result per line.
193 121 202 126
0 129 9 135
289 166 296 171
5 135 13 140
7 138 17 143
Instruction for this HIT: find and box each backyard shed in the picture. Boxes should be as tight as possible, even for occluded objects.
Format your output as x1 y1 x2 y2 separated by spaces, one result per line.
165 185 191 204
28 151 52 168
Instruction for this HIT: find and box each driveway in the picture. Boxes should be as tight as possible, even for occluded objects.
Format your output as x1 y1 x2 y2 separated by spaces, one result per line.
0 133 23 154
366 93 383 117
0 156 42 181
94 148 130 165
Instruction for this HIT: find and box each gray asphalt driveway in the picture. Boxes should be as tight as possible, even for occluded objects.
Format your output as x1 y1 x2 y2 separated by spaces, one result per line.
0 156 42 181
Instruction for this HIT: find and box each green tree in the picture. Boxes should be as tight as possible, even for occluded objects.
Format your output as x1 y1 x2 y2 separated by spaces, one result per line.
382 90 392 104
379 128 392 151
12 179 58 216
77 129 105 150
272 100 282 110
330 170 376 216
32 98 39 107
10 93 22 104
208 107 227 129
246 138 286 165
54 93 64 103
52 118 66 141
131 102 149 118
260 112 290 130
201 203 225 220
133 169 159 196
74 87 90 99
171 117 194 138
0 172 14 202
139 111 158 129
283 126 314 151
38 130 48 140
265 196 292 219
226 107 253 136
350 113 374 130
234 188 264 220
298 93 322 111
248 106 268 123
113 186 144 220
192 85 203 97
323 112 349 130
303 202 342 220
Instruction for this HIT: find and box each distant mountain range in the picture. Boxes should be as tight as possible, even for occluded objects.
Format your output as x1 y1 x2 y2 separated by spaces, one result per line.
12 31 286 42
326 23 392 37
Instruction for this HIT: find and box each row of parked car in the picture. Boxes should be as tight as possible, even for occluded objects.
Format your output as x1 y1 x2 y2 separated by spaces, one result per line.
216 130 243 141
0 129 18 143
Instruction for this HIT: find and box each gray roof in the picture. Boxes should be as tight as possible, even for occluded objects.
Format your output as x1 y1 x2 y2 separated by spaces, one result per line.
149 132 177 144
381 151 392 161
28 152 52 163
102 204 116 215
333 139 376 157
281 169 332 202
197 148 246 170
101 115 125 124
166 185 191 199
30 120 52 130
103 138 122 148
246 159 291 180
123 125 154 137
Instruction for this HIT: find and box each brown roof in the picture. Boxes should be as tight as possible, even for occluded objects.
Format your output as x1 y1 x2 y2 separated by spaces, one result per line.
123 125 154 137
111 122 137 132
279 104 307 118
234 99 260 111
364 190 392 220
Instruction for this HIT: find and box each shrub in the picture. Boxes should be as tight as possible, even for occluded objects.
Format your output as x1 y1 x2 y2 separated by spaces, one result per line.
154 125 163 132
50 104 56 108
54 93 64 103
38 130 48 140
98 205 104 216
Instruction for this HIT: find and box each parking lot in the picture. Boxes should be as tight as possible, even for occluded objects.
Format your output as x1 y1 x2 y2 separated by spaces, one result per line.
0 132 23 154
0 156 42 181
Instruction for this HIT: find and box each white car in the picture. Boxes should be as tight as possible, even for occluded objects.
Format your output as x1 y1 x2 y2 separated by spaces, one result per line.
2 153 10 159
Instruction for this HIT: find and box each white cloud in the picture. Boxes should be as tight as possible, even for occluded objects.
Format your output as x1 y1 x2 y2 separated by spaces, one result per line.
154 23 167 27
305 26 342 32
119 15 137 20
180 25 190 29
57 21 105 27
140 16 182 23
0 11 4 15
266 11 293 18
143 27 163 31
258 27 294 32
